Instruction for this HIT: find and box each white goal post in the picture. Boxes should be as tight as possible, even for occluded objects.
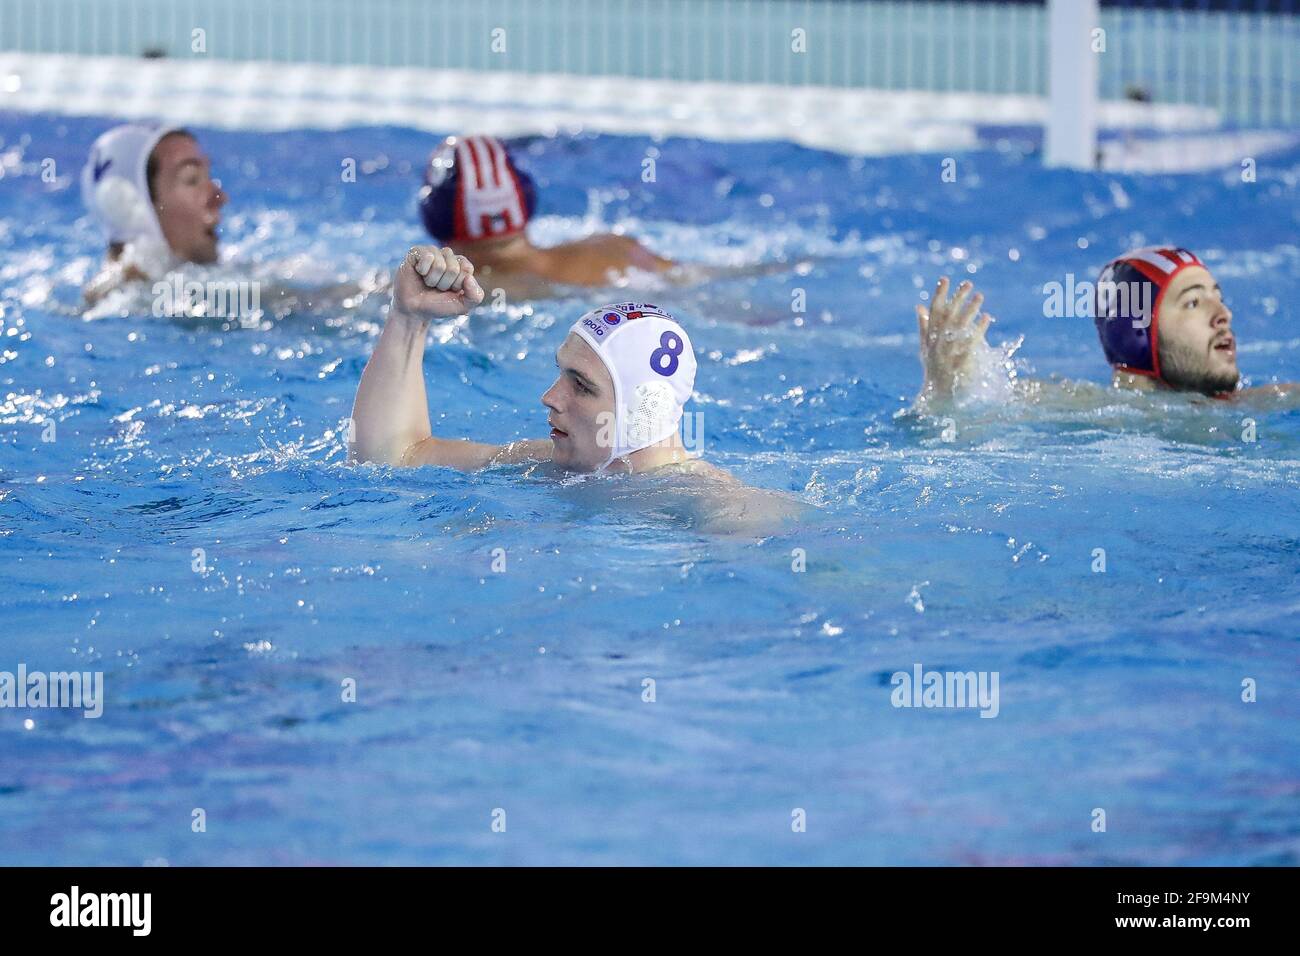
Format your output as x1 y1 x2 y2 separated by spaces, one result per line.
1045 0 1101 169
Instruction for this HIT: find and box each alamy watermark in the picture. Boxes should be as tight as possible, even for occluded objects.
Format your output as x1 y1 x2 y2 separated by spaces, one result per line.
594 408 705 456
890 663 999 718
50 886 150 936
153 274 263 327
1042 273 1152 327
0 664 104 718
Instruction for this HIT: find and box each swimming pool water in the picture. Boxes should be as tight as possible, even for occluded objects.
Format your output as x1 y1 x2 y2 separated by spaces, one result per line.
1 113 1298 865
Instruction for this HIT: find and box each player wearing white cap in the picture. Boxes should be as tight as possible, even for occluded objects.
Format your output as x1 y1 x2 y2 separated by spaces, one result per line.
81 124 226 305
80 122 389 318
349 245 798 531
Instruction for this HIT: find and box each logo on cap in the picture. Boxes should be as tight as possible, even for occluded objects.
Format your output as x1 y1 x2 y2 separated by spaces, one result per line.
611 302 670 322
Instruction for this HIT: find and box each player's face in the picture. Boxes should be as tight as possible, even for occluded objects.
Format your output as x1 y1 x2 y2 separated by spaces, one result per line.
150 133 226 264
541 334 616 471
1156 266 1239 395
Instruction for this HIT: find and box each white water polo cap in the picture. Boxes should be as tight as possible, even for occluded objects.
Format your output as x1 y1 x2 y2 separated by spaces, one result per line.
569 302 697 468
80 123 179 245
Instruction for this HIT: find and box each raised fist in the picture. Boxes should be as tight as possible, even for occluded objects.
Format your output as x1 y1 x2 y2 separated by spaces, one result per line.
391 245 485 321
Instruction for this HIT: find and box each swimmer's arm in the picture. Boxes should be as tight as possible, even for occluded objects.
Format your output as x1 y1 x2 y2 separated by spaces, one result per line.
262 269 392 313
351 245 496 467
611 237 817 285
614 234 675 273
401 435 552 469
83 261 150 307
665 256 817 286
1232 382 1300 406
476 270 561 303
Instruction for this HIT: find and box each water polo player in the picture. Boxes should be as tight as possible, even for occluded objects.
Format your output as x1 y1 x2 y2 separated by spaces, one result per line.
81 123 226 305
417 135 676 299
914 246 1297 406
348 245 798 531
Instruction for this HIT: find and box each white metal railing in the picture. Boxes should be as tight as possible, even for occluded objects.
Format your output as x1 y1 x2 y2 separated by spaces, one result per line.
0 0 1296 126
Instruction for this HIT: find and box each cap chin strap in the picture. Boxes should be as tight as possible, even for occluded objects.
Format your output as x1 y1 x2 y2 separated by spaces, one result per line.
595 366 628 473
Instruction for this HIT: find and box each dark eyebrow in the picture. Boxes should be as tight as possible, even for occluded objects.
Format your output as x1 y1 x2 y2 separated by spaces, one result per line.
566 368 598 392
555 351 599 392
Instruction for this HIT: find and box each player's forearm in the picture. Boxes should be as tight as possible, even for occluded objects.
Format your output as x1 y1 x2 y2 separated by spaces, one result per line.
83 261 148 307
1234 382 1300 407
264 269 391 312
349 308 434 465
83 274 117 307
400 435 552 471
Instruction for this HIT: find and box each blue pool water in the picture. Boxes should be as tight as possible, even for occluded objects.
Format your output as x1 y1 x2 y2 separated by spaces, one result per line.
1 112 1298 865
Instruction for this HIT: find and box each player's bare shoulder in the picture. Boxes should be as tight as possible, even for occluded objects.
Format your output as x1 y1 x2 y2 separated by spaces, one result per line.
673 457 743 485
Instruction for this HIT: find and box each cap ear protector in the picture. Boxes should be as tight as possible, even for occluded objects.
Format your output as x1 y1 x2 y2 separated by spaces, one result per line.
569 302 697 470
1093 246 1203 384
418 135 537 243
80 123 180 245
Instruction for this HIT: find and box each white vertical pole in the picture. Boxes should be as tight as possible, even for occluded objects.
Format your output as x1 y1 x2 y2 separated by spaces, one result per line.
1045 0 1099 170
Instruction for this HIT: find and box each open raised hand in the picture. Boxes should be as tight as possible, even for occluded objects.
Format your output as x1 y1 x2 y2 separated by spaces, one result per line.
915 277 995 403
